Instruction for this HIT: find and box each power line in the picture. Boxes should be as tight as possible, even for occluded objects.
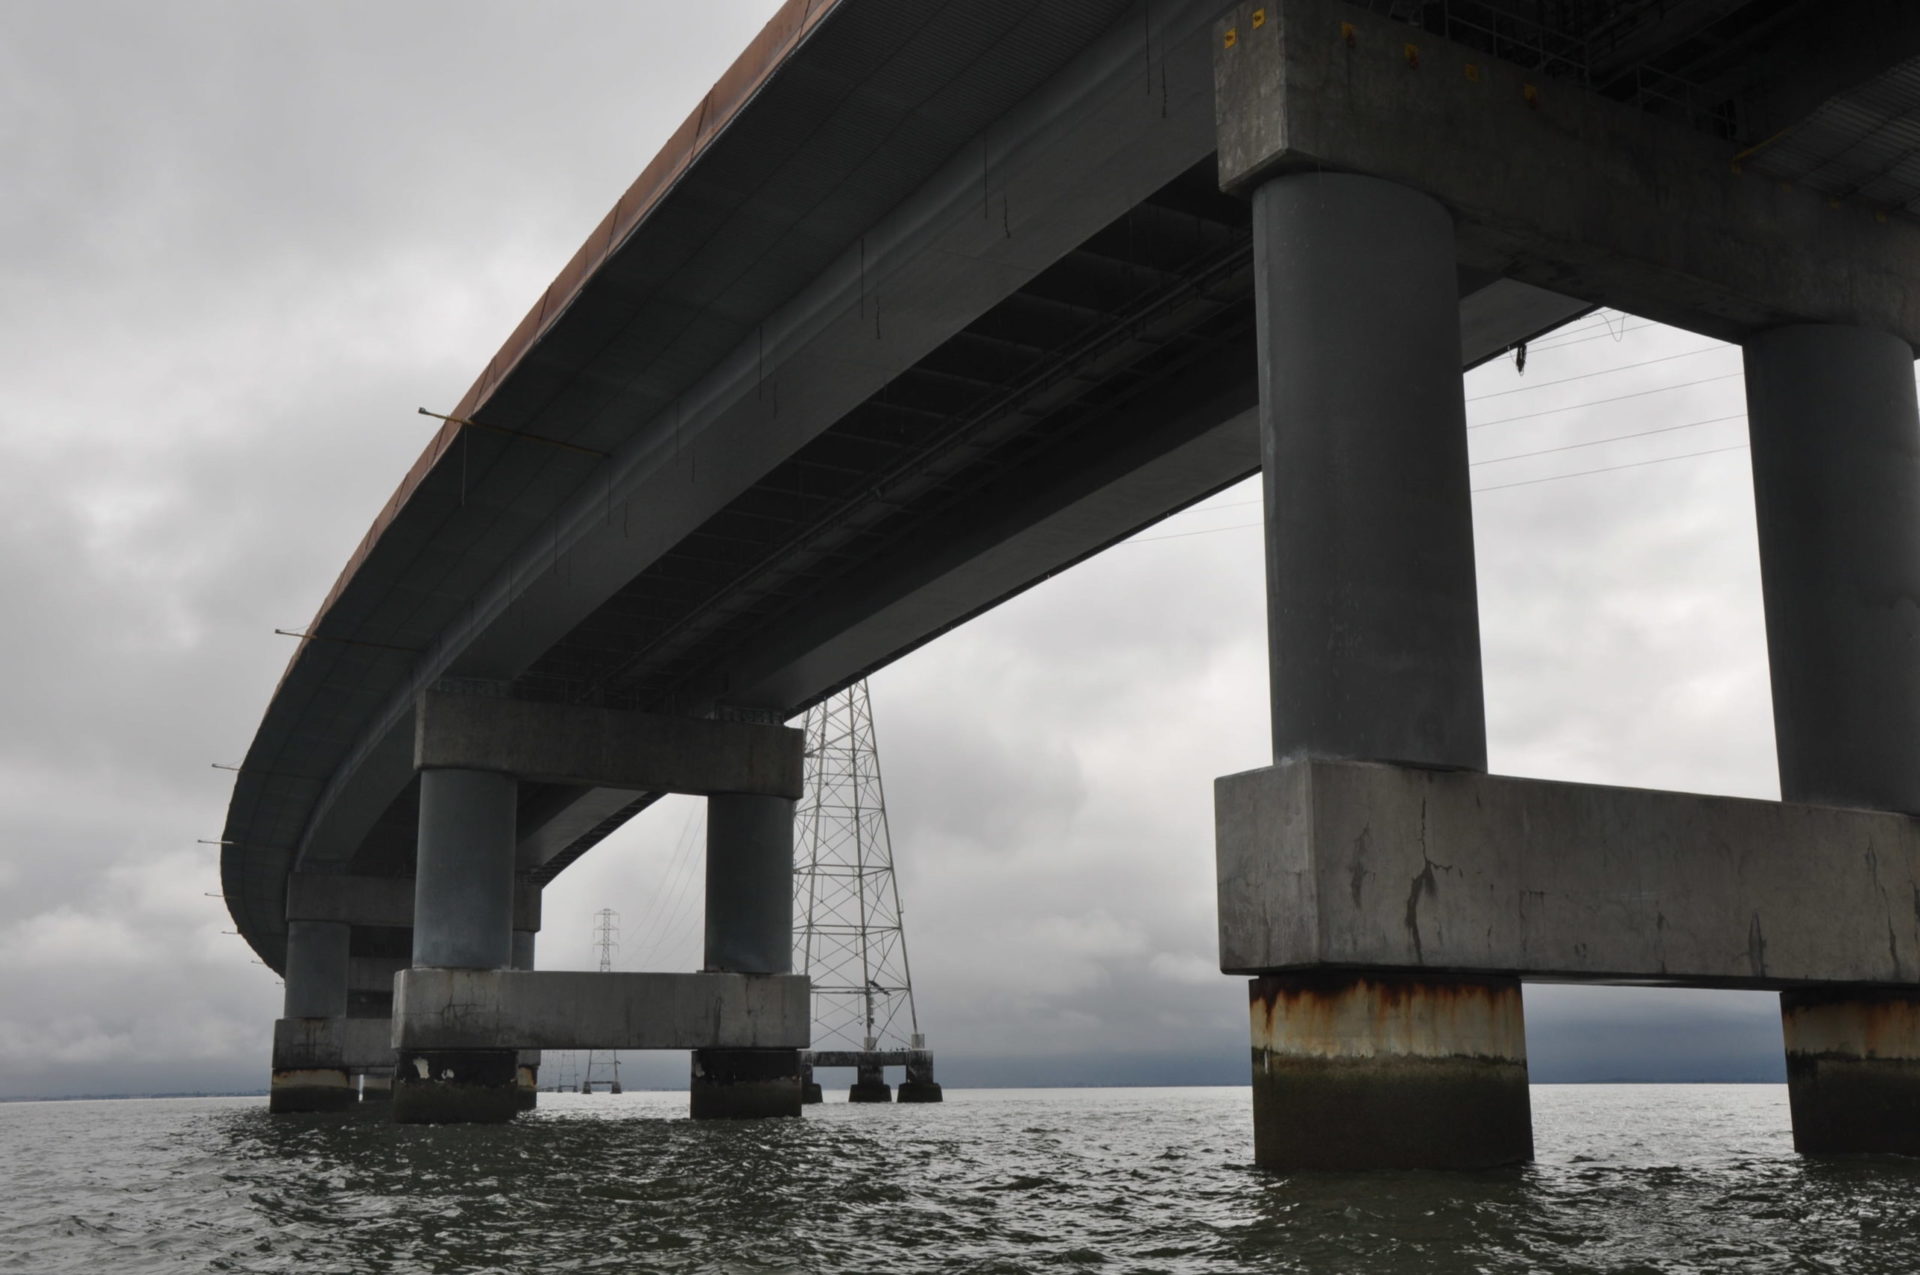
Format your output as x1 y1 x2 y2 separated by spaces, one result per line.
1465 344 1733 402
1473 443 1748 493
1123 443 1750 543
1474 412 1747 465
1469 372 1745 429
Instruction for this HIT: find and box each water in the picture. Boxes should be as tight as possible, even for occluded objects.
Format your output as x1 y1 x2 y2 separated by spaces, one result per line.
3 1086 1918 1273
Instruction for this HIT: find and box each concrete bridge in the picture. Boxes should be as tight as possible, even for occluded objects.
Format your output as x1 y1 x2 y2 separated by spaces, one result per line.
225 0 1920 1166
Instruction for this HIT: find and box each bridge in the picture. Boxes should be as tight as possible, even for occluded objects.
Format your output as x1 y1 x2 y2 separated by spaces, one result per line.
225 0 1920 1166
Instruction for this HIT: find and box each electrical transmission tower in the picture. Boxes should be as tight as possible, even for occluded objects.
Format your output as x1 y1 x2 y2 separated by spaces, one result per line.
579 909 623 1094
793 680 940 1103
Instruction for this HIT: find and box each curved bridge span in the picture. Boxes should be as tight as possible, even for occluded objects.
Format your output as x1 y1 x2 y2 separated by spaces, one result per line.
227 0 1920 1162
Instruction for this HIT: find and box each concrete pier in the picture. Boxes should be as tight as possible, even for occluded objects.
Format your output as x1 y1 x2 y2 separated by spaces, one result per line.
690 793 803 1118
359 1070 393 1102
512 930 539 1112
898 1050 943 1103
848 1062 891 1103
1225 169 1527 1170
392 766 521 1124
1250 973 1531 1171
269 919 355 1112
1747 322 1920 1154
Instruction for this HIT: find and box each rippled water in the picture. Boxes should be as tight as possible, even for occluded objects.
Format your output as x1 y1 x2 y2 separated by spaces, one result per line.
4 1085 1919 1272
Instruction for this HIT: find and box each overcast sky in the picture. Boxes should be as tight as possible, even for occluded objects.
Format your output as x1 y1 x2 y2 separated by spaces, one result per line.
0 1 1877 1099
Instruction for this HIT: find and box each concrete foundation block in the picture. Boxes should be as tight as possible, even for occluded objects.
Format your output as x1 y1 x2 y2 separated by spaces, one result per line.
850 1064 892 1103
689 1048 803 1119
1250 972 1532 1170
269 1017 361 1113
269 1068 356 1113
359 1071 393 1102
392 1048 521 1124
1782 988 1920 1155
896 1081 943 1103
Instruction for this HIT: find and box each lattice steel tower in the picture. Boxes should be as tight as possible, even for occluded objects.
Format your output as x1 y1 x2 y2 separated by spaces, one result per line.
793 680 940 1102
579 908 622 1094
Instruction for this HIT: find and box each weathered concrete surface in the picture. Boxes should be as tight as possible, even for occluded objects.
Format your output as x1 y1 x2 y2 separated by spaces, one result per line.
1218 759 1920 987
1782 988 1920 1154
287 873 541 932
359 1070 393 1102
1249 972 1531 1170
1746 324 1920 816
689 1048 803 1119
849 1061 892 1104
415 689 804 798
273 1016 396 1071
1253 172 1484 771
392 970 810 1050
269 1016 374 1113
268 1067 355 1114
900 1050 943 1103
392 1048 520 1125
1213 0 1920 347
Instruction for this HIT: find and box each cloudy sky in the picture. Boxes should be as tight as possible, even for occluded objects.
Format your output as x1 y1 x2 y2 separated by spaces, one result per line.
0 1 1868 1099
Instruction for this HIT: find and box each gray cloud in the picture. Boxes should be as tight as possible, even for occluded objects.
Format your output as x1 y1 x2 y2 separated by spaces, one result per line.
0 1 1877 1100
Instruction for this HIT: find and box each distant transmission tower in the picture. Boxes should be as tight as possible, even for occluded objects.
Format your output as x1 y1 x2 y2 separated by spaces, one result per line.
580 909 623 1094
794 681 940 1102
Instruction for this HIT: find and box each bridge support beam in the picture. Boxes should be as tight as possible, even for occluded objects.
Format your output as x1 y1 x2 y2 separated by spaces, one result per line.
1747 322 1920 1155
1225 169 1529 1171
269 919 355 1112
392 766 521 1124
691 793 803 1119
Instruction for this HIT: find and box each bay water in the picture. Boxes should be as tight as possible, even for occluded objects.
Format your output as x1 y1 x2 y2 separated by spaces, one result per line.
3 1085 1917 1272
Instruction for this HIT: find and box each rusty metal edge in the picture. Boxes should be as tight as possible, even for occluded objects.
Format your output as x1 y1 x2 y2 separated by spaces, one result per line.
282 0 845 686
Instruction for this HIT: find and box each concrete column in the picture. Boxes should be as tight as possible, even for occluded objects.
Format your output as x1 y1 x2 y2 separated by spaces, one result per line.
1250 973 1531 1170
849 1061 891 1103
512 929 539 1112
898 1047 943 1103
690 792 802 1118
1746 322 1920 1154
269 919 354 1112
393 766 520 1124
1241 172 1528 1170
800 1063 823 1105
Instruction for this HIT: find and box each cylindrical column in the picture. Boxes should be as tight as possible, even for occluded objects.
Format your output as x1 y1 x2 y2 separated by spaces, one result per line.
512 929 539 1112
282 920 350 1019
692 792 802 1118
703 794 795 974
1240 172 1527 1171
411 768 517 970
269 920 354 1113
393 766 520 1124
1747 323 1920 1155
1257 172 1487 772
1746 324 1920 814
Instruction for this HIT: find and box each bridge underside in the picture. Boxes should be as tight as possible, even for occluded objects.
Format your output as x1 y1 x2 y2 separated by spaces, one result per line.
232 0 1920 1161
